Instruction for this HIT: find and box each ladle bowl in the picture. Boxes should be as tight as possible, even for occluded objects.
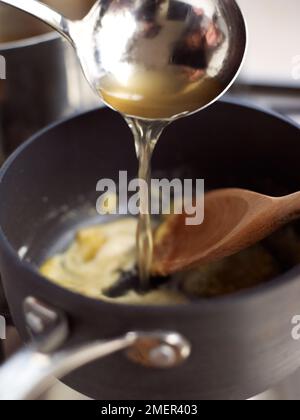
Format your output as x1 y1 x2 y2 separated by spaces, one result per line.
0 0 247 120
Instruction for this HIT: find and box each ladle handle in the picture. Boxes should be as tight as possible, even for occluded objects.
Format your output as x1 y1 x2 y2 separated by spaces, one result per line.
0 0 72 43
0 334 137 400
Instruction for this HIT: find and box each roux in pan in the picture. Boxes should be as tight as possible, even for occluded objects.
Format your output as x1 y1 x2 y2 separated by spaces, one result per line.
39 217 297 305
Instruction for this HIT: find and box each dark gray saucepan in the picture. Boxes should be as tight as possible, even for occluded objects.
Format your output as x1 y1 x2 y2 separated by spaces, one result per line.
0 100 300 400
0 0 98 333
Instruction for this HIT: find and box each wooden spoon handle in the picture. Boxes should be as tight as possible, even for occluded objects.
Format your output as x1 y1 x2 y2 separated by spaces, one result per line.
279 192 300 222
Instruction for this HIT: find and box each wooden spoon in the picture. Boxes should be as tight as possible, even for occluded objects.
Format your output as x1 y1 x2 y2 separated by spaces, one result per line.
152 188 300 276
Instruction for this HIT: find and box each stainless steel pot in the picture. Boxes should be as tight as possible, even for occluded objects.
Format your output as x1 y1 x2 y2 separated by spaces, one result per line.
0 0 98 157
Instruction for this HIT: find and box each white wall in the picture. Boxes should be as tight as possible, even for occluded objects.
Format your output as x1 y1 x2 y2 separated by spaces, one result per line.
237 0 300 86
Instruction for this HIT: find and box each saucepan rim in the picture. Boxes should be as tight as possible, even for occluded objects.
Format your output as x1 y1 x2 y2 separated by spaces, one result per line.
0 31 59 51
0 98 300 315
0 0 95 50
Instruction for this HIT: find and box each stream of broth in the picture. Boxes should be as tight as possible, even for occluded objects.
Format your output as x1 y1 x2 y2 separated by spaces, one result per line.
98 66 222 286
125 117 166 286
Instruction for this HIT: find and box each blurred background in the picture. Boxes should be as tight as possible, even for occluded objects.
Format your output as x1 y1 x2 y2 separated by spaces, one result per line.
233 0 300 123
0 0 299 400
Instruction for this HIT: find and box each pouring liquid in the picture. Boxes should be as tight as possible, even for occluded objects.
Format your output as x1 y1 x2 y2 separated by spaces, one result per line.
126 118 166 286
98 67 222 287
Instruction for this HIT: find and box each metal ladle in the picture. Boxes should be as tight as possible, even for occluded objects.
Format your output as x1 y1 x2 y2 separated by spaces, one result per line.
0 0 247 284
0 0 247 116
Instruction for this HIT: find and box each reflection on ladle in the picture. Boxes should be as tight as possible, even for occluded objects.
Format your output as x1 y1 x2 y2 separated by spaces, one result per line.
0 0 247 285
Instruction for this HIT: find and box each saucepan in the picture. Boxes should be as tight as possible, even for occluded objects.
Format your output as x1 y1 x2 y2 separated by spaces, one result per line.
0 100 300 400
0 0 97 157
0 0 99 318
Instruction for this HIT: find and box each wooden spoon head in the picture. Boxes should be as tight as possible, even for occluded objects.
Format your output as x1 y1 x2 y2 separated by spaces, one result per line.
152 188 283 276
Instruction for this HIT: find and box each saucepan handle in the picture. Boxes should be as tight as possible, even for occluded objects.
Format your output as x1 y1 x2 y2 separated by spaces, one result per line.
0 334 138 400
0 297 191 400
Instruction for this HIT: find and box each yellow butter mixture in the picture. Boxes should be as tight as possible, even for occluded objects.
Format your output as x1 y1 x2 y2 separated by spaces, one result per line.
40 218 187 305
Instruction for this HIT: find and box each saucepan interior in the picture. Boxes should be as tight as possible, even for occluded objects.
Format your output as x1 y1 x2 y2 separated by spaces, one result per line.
1 100 300 303
0 0 95 46
1 103 300 304
1 100 300 400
